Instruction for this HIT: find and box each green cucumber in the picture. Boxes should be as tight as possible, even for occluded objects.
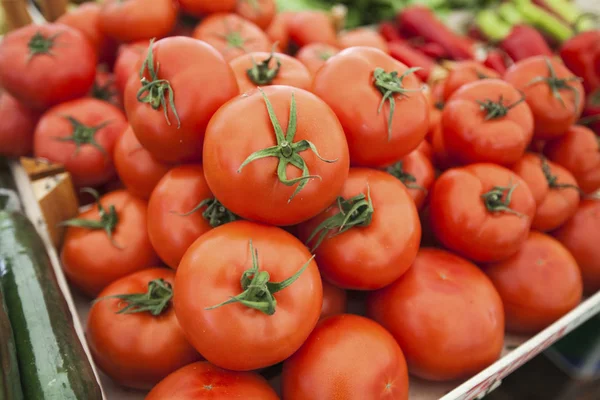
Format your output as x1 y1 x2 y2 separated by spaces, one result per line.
0 284 23 400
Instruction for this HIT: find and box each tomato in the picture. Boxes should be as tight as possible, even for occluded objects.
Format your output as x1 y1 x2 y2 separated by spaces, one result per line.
266 12 294 52
320 280 347 320
87 268 200 390
179 0 236 17
297 168 420 290
0 23 96 110
90 69 120 108
442 61 500 101
295 43 340 76
430 163 536 262
61 190 158 297
33 98 127 187
203 85 349 226
313 47 429 167
544 125 600 194
504 56 584 139
113 126 170 200
442 79 534 167
124 37 238 163
0 91 39 157
416 139 433 162
282 314 409 400
553 199 600 294
114 40 149 97
147 361 279 400
367 249 504 381
386 146 435 210
99 0 177 43
229 51 312 93
559 30 600 93
288 11 339 48
338 28 389 53
235 0 276 30
193 14 272 62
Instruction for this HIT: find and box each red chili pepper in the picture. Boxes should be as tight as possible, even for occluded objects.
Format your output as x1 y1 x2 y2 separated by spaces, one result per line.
500 25 553 63
379 22 403 43
415 42 448 60
387 42 435 81
484 50 509 75
560 30 600 93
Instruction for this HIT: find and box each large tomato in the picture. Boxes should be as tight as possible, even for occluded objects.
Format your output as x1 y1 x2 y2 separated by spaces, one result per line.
429 163 536 262
320 280 347 320
0 91 39 157
484 232 582 334
288 11 339 47
33 98 127 187
386 145 435 210
124 37 239 163
174 221 323 371
504 56 584 139
295 43 340 76
203 85 349 226
313 47 429 167
179 0 236 17
235 0 276 30
0 23 96 110
87 268 200 390
282 314 409 400
338 28 389 53
367 249 504 381
266 12 294 52
297 168 420 290
61 190 158 297
114 40 149 97
442 61 500 101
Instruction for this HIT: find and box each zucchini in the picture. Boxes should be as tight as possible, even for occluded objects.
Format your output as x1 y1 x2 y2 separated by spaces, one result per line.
0 211 102 400
0 284 23 400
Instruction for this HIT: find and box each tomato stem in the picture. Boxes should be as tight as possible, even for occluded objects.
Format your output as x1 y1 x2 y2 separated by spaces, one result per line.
94 279 173 316
387 161 427 193
526 57 582 113
246 46 282 85
481 181 524 217
476 93 526 120
539 155 582 194
317 50 334 61
27 31 60 59
170 197 238 228
54 116 110 155
91 78 117 106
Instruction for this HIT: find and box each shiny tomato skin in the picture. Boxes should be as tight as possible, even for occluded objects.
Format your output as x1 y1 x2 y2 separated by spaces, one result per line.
504 56 584 139
0 91 39 157
33 98 127 187
484 232 582 334
394 147 435 210
87 268 200 390
338 28 389 53
235 0 276 30
124 37 239 163
114 40 149 97
442 61 500 101
113 126 170 200
430 163 536 262
203 85 349 226
179 0 237 17
61 190 159 297
295 43 340 76
367 249 504 381
174 221 323 371
229 52 312 93
297 168 421 290
146 361 279 400
282 314 409 400
0 24 96 110
320 280 347 320
313 47 429 167
288 11 339 47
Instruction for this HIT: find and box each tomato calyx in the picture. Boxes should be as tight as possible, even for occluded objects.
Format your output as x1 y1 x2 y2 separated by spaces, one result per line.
539 155 582 194
373 67 423 141
95 279 173 316
387 161 427 193
91 78 118 106
171 197 238 228
27 31 60 59
136 40 181 128
215 20 249 51
318 50 334 61
55 116 110 155
476 93 526 120
526 57 582 112
238 88 338 202
481 182 524 217
474 68 492 80
246 48 282 85
306 185 374 251
205 240 314 315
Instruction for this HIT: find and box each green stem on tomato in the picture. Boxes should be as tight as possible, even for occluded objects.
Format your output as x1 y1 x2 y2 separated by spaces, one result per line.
513 0 574 42
539 155 582 193
94 279 173 316
170 197 238 228
476 10 514 42
481 181 524 217
526 57 582 112
476 94 526 120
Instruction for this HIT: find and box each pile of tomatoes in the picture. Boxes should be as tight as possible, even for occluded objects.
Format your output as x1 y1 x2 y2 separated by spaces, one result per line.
0 0 599 398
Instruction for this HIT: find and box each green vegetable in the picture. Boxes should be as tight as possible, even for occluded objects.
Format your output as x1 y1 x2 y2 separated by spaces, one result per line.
513 0 574 42
498 3 524 26
541 0 596 32
0 284 23 400
476 10 514 41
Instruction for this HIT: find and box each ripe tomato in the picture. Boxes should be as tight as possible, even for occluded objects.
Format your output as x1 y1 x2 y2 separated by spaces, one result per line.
61 190 158 297
504 56 584 139
193 14 272 62
430 163 536 262
512 153 580 232
33 98 127 187
0 91 39 157
282 314 409 400
87 268 200 390
147 362 279 400
297 168 421 290
367 249 504 381
320 280 347 320
288 11 339 47
553 199 600 294
114 40 148 98
295 43 340 76
229 51 312 93
179 0 236 17
124 37 238 163
559 30 600 93
416 139 433 161
386 146 435 210
442 61 500 101
338 28 389 53
0 23 96 110
235 0 276 30
113 126 170 200
442 79 534 167
266 12 294 52
544 125 600 194
313 47 429 167
203 85 349 226
174 221 322 371
484 232 582 334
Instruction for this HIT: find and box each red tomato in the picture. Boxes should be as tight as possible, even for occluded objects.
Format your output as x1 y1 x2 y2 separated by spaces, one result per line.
295 43 340 76
288 11 339 47
203 85 349 226
544 125 600 194
147 361 279 400
320 280 347 320
229 51 312 93
504 56 584 139
124 37 239 163
235 0 276 30
338 28 389 53
114 40 149 98
442 61 500 101
297 168 421 290
0 91 39 157
282 314 409 400
313 47 429 167
87 268 200 390
174 221 323 371
61 190 159 297
484 232 582 334
416 139 433 162
430 163 536 262
386 147 435 210
90 69 120 108
193 14 272 62
113 126 170 200
33 98 127 187
559 30 600 93
179 0 236 17
0 23 96 110
266 12 294 52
